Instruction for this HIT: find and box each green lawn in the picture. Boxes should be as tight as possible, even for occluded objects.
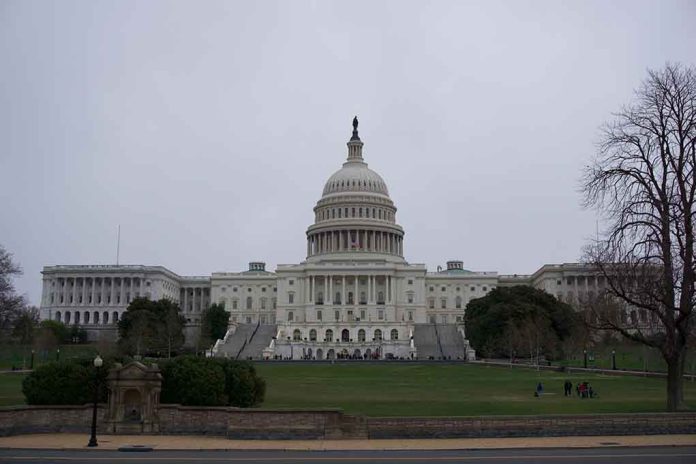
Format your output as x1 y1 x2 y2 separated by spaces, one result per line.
255 363 696 416
3 361 695 416
0 344 98 370
0 373 26 407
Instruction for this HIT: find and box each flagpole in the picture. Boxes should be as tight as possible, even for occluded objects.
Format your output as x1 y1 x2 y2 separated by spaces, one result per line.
116 225 121 265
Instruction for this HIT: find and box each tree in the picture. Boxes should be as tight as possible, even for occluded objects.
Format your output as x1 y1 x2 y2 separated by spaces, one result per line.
12 306 39 345
154 299 186 359
201 303 231 346
465 286 579 360
582 63 696 411
0 245 27 333
118 297 185 357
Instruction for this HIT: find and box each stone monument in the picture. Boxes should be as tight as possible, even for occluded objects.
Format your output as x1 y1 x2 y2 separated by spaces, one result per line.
105 361 162 433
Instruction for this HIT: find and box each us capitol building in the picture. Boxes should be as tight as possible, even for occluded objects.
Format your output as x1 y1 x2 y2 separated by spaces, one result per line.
38 119 609 360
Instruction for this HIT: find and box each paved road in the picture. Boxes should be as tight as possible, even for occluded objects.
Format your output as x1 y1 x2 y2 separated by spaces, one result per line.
1 446 695 463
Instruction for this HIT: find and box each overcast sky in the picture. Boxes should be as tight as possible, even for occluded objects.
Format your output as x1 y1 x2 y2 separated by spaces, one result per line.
1 0 695 305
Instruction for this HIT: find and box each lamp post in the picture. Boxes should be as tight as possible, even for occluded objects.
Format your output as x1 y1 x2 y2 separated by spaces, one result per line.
87 355 103 447
30 350 34 370
611 350 617 370
56 348 60 362
583 349 588 369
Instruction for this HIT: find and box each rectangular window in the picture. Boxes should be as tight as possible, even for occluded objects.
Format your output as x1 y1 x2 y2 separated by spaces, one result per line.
428 298 435 309
232 300 238 309
408 280 413 285
335 310 340 321
360 310 366 320
441 299 447 309
378 310 384 320
288 293 295 304
289 280 294 285
317 310 322 321
408 311 413 321
407 294 414 304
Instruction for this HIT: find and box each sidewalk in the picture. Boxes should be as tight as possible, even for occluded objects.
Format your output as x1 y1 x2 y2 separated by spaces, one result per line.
0 434 694 451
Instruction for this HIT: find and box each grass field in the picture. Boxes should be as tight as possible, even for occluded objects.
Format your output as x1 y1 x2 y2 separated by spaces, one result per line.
255 363 696 416
2 361 695 416
0 344 98 370
0 373 26 407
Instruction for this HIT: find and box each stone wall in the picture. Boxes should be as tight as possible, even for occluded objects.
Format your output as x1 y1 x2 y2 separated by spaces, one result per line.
367 413 696 438
0 405 108 436
1 405 694 439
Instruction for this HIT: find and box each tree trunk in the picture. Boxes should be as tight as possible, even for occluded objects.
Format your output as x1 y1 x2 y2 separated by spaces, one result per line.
665 351 686 411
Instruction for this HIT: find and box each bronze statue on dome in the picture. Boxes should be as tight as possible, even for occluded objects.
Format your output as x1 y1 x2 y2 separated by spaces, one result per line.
352 116 358 131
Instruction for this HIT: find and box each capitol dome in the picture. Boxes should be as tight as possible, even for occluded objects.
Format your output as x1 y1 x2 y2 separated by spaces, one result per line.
322 163 390 197
306 117 405 263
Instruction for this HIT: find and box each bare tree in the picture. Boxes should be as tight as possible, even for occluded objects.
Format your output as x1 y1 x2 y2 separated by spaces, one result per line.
0 245 27 333
582 63 696 411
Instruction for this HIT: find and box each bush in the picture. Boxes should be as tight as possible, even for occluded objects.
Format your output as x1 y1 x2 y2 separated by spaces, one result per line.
160 356 265 407
216 360 266 407
23 362 92 405
160 356 227 406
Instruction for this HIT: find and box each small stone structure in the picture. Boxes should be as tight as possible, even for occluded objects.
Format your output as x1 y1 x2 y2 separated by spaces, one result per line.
105 361 162 433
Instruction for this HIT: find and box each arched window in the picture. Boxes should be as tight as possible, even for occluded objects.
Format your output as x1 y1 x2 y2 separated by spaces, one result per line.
65 311 71 324
84 311 90 324
325 329 333 342
358 329 366 341
288 311 294 322
55 311 61 322
75 312 81 324
93 311 99 324
309 329 317 341
348 292 354 304
374 329 382 341
103 311 109 324
390 329 399 340
293 329 301 341
377 291 384 304
455 296 462 309
341 329 350 342
246 296 252 309
232 299 238 309
112 312 119 323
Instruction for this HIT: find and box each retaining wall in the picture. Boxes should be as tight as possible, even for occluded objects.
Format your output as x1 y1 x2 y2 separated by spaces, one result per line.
1 405 694 439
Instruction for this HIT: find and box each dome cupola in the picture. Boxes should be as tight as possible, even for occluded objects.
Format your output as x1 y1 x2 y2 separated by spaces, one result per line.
306 118 405 262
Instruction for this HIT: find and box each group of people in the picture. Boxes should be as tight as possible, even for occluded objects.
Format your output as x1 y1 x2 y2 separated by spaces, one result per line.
535 381 598 399
564 380 597 398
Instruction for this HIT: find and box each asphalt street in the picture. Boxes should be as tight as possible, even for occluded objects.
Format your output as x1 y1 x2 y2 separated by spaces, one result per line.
0 446 695 464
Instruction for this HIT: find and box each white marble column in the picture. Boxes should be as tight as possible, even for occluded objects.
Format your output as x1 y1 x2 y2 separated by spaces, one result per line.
354 275 359 304
342 276 346 305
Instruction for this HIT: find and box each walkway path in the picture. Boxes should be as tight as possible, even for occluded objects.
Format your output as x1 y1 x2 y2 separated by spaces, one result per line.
0 434 694 451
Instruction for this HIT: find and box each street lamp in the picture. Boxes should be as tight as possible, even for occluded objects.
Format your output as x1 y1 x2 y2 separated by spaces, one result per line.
87 355 103 447
612 350 617 370
583 349 588 369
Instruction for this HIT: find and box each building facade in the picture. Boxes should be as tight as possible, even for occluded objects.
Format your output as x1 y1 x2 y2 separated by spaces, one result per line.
38 120 614 356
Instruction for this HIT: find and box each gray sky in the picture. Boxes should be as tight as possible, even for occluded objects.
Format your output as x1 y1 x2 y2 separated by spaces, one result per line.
2 0 695 305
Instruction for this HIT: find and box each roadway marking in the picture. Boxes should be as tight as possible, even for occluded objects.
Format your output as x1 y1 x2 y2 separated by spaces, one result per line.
3 452 696 461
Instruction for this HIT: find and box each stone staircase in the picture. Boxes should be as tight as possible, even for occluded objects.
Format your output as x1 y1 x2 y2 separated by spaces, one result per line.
237 324 277 360
215 324 256 358
412 324 441 359
436 324 467 359
413 324 470 360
